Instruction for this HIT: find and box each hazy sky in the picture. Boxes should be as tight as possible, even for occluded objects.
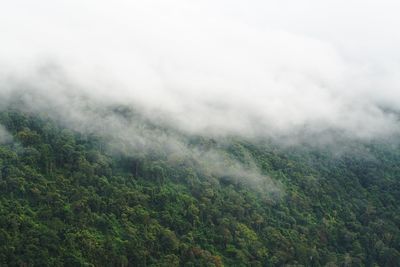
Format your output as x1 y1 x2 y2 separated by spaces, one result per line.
1 0 400 139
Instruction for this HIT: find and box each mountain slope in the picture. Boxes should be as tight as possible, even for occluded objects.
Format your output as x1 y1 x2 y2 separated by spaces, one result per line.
0 110 399 266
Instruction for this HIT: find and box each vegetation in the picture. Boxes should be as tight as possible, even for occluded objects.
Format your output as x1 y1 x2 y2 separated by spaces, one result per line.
0 109 399 266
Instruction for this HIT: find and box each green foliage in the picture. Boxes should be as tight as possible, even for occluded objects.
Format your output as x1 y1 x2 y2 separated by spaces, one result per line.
0 110 399 266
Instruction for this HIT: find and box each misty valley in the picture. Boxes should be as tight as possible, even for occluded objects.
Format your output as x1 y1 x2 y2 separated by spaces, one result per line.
0 108 399 266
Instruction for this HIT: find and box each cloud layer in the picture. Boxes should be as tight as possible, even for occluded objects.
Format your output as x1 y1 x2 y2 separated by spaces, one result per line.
1 0 400 140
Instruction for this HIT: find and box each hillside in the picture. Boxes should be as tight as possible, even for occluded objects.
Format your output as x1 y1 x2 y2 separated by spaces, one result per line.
0 109 399 266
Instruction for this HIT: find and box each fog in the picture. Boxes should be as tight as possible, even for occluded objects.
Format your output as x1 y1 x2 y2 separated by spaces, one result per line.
1 0 400 140
0 125 12 144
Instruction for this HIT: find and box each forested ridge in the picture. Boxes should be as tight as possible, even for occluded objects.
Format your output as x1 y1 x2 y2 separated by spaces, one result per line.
0 109 399 266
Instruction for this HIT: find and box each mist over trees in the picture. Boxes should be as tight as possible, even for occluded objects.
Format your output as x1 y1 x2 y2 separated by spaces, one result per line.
1 0 400 266
1 1 400 140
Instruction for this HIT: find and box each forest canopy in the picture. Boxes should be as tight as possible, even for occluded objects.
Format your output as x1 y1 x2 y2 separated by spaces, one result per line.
0 109 399 266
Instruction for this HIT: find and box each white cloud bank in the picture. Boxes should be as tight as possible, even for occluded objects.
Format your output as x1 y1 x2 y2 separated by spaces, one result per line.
1 0 400 140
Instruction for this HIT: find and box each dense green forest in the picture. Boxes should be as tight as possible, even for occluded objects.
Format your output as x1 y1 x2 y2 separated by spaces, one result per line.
0 109 399 266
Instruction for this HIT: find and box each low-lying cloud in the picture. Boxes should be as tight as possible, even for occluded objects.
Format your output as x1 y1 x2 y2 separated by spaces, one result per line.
1 0 400 140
